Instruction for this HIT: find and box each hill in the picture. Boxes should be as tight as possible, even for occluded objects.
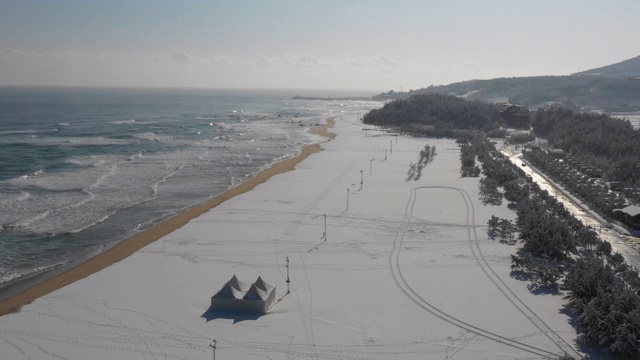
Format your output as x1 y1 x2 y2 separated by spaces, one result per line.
373 55 640 111
573 55 640 78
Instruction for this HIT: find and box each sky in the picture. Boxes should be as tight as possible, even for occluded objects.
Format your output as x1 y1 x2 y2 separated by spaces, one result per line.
0 0 638 92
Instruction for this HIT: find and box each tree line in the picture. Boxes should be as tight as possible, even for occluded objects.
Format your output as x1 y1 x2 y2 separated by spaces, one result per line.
364 93 640 356
406 144 437 181
463 134 640 357
531 108 640 187
363 93 503 134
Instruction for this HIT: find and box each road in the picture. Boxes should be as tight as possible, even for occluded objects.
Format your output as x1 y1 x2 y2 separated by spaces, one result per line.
502 145 640 267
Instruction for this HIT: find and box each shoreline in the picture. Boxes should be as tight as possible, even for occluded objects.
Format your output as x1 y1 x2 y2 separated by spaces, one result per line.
0 118 336 316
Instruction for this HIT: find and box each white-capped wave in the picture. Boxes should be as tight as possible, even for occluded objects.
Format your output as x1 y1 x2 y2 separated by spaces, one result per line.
127 151 144 161
65 136 130 146
14 210 51 228
110 119 136 125
0 261 69 286
68 209 118 234
134 132 167 142
0 191 32 206
58 122 70 127
0 129 40 135
20 169 44 179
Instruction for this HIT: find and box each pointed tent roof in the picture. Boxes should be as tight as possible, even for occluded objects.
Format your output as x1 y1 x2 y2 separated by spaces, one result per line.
243 283 269 301
229 274 250 291
254 276 275 292
212 281 243 300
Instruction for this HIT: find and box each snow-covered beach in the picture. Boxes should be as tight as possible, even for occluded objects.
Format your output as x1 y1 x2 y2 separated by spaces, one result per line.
0 115 580 359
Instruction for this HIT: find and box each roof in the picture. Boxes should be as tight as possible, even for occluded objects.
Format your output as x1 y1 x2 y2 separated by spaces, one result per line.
212 281 244 299
243 284 270 301
255 276 275 291
229 274 250 291
212 275 275 301
614 205 640 217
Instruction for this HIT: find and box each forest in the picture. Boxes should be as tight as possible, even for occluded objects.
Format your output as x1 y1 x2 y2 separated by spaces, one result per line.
362 93 503 134
459 134 640 357
531 108 640 186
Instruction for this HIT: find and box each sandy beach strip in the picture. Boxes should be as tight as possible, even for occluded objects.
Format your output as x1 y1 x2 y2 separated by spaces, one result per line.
0 118 336 316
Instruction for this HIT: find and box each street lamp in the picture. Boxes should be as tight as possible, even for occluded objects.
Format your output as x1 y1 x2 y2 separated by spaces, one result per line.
346 188 349 210
210 340 217 360
285 257 290 293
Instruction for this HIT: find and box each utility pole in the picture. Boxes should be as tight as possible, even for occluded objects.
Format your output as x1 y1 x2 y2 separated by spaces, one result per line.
210 340 217 360
346 188 349 210
390 140 393 155
285 257 290 293
360 170 363 190
322 214 327 241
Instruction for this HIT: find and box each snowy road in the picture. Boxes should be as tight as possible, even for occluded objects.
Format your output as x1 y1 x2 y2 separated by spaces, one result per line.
502 146 640 267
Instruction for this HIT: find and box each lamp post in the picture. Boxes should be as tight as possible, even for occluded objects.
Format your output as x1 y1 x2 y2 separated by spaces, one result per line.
390 140 393 154
285 257 290 293
210 340 217 360
322 214 327 241
346 188 349 210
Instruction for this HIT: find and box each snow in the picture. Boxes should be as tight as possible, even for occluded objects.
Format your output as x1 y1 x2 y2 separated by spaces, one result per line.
0 115 581 359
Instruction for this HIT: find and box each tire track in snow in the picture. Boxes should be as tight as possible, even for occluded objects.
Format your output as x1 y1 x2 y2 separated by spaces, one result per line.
388 186 562 359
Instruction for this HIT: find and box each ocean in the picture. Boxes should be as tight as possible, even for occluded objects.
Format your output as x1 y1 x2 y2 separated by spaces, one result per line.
0 86 380 290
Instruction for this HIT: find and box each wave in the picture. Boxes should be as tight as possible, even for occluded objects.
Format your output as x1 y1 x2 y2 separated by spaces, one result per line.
20 169 44 179
0 191 32 206
14 210 51 228
0 261 70 287
68 209 119 234
127 151 144 161
134 132 166 142
110 119 136 125
58 122 70 127
0 129 54 135
65 136 129 146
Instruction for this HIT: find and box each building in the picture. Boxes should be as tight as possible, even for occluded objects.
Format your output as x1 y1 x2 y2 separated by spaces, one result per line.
612 205 640 229
547 149 566 159
211 275 276 314
500 104 531 129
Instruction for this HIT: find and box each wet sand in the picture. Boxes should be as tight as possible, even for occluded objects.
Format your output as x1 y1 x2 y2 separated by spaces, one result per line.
0 118 336 316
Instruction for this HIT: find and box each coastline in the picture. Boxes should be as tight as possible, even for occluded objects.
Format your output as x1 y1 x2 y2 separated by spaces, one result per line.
0 114 581 359
0 118 336 316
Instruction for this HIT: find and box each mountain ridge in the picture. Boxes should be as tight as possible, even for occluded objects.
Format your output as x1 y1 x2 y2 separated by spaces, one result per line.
374 55 640 111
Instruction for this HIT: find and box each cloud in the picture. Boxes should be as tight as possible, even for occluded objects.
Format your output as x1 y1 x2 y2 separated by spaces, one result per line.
208 55 234 66
171 49 191 63
254 53 409 70
255 53 321 67
371 54 408 67
344 54 409 69
2 48 43 58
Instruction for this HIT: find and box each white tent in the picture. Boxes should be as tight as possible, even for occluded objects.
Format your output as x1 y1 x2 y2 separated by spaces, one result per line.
211 275 276 314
